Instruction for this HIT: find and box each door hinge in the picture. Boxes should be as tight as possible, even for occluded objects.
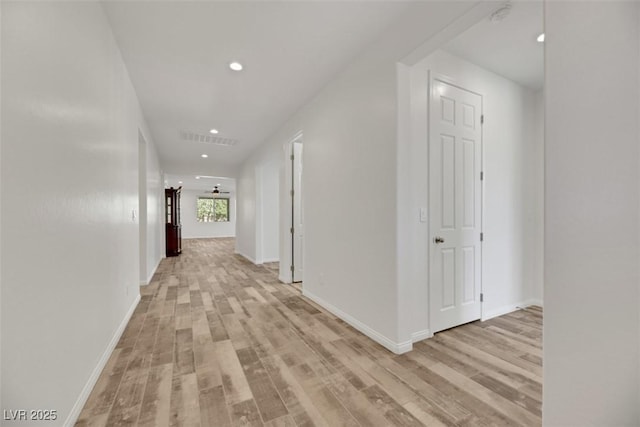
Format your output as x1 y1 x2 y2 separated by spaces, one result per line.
290 227 294 234
480 293 484 302
481 114 484 124
480 232 484 242
290 265 295 272
290 154 294 160
480 171 484 181
290 189 294 197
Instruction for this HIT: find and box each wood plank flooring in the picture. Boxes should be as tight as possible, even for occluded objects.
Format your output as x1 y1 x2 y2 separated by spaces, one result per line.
76 238 542 427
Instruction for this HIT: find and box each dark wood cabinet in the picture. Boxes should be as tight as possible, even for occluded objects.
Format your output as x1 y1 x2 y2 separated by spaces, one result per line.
165 187 182 257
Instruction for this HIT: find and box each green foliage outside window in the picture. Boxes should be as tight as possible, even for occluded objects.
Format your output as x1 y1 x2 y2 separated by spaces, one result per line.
197 197 229 222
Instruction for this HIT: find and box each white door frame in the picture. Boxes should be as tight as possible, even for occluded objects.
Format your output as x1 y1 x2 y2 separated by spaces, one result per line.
279 131 303 284
428 71 485 330
291 139 303 282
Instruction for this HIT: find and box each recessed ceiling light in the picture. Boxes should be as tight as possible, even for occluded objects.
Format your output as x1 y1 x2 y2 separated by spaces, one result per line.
209 129 219 134
217 183 221 186
229 62 243 71
201 154 208 158
178 181 183 184
195 176 200 179
537 33 545 43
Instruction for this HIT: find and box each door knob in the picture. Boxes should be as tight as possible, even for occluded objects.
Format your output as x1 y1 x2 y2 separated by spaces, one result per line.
434 237 445 244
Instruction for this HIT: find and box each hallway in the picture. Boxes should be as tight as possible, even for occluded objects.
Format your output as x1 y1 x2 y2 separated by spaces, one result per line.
76 238 542 427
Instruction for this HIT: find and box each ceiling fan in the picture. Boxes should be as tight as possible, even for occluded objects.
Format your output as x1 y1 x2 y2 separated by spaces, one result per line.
204 185 230 195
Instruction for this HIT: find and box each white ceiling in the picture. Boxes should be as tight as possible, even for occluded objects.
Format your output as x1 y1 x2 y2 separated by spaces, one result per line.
102 1 413 184
443 1 544 90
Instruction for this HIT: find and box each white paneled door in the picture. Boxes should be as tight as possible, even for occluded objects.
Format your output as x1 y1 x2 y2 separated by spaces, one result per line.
429 77 483 333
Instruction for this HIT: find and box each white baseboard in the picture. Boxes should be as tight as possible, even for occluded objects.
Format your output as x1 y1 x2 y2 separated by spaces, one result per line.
64 294 141 427
411 329 433 343
261 257 279 263
482 299 542 321
302 290 411 354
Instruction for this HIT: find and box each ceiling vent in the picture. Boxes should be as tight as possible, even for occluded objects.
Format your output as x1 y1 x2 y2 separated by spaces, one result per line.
180 130 239 147
490 2 512 22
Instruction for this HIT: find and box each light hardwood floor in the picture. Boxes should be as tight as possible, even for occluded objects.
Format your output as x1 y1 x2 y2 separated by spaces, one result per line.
76 238 542 427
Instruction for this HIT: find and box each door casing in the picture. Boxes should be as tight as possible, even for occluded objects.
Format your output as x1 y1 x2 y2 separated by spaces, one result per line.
291 140 304 283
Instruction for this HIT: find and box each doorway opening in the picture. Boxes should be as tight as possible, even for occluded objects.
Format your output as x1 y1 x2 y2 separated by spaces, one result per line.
409 1 544 335
279 132 304 284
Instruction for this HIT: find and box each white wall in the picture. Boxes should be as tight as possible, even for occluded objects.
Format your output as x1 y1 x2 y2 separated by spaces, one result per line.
238 59 402 347
138 134 147 283
236 165 257 262
235 2 479 353
400 50 543 341
236 144 281 265
544 2 640 425
1 2 160 425
259 161 280 263
181 189 236 239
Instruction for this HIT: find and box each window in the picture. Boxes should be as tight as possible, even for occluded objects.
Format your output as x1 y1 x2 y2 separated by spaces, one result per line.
197 197 229 222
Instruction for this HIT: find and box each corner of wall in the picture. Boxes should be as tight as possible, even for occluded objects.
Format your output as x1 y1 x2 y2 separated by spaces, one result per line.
234 249 259 265
141 255 162 285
